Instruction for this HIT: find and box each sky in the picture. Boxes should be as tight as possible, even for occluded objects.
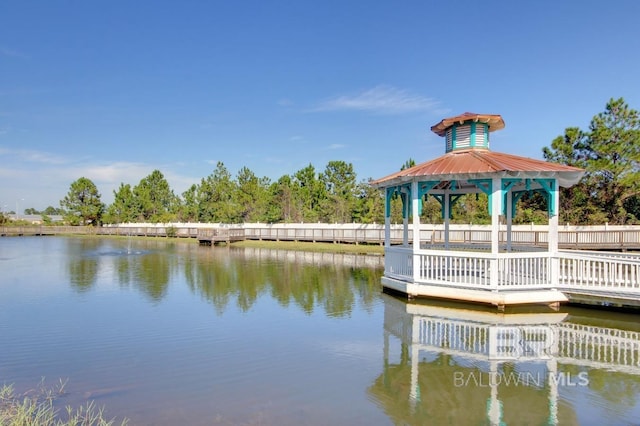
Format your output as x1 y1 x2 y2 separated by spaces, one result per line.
2 0 640 212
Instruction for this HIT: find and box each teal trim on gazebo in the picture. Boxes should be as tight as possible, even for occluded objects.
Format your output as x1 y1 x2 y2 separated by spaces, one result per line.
481 123 489 149
450 126 457 152
501 178 521 216
432 193 464 219
511 190 527 218
432 194 445 219
535 178 557 216
469 179 493 215
446 121 492 152
385 184 414 219
470 122 476 147
417 181 439 215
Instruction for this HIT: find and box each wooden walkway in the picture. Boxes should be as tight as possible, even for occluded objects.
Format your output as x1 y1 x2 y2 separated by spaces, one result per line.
4 224 640 250
196 228 246 245
5 224 640 308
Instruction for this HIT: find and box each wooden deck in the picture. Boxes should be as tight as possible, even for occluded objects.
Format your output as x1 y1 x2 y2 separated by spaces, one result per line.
4 224 640 250
5 223 640 309
384 246 640 309
197 228 246 245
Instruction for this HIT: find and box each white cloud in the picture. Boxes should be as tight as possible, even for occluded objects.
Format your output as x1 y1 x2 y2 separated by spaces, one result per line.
327 143 346 150
0 146 68 165
0 157 200 210
71 162 153 185
0 46 28 58
313 85 443 115
278 98 294 107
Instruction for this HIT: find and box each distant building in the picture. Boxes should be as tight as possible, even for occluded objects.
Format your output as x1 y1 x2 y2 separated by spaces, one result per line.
6 214 65 224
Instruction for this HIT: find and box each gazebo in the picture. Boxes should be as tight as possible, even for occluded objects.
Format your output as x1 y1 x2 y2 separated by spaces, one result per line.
371 112 585 308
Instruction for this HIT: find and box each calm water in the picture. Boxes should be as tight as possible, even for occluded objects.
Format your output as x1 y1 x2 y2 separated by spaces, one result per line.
1 236 640 425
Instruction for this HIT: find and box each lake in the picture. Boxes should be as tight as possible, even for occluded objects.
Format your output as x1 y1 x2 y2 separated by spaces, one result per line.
1 236 640 425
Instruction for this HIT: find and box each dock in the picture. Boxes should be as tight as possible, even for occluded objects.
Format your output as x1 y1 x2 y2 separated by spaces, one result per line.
196 228 246 245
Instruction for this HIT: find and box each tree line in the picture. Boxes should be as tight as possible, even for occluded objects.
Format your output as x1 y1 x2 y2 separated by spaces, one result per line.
48 98 640 226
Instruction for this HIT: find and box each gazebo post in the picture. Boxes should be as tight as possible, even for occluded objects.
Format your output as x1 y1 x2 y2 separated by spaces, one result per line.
444 190 450 250
506 189 513 252
412 181 421 283
490 176 502 288
384 188 391 248
549 179 560 288
403 191 410 247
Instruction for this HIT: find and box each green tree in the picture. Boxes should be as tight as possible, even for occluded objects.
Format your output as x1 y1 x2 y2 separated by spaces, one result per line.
587 98 640 224
320 160 357 223
543 127 594 224
543 98 640 224
268 175 295 223
198 162 239 223
132 170 179 223
451 194 490 224
180 184 199 222
401 158 416 170
43 206 64 215
104 183 136 224
353 178 385 224
60 177 105 225
292 164 324 222
236 167 271 223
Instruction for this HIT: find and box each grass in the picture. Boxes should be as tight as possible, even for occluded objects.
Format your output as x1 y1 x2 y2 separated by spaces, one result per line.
229 239 385 255
0 381 128 426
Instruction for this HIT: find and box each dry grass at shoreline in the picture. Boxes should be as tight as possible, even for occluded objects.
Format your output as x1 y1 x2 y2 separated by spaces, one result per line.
2 231 386 256
0 381 128 426
76 234 386 255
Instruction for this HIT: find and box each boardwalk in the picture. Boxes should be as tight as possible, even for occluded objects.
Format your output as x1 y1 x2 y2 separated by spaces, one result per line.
5 223 640 309
4 223 640 250
197 228 245 245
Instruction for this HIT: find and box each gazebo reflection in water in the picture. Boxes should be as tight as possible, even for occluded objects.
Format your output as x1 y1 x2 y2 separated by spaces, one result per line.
369 293 640 425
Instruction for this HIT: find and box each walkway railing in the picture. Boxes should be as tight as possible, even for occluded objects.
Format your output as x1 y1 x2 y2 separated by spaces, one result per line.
386 245 640 305
557 251 640 294
386 247 552 290
4 223 640 250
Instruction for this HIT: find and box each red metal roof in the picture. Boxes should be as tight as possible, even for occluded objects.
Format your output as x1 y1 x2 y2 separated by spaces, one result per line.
371 149 585 188
430 112 505 137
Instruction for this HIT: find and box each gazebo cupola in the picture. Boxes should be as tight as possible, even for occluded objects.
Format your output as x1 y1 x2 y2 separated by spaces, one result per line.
431 112 505 153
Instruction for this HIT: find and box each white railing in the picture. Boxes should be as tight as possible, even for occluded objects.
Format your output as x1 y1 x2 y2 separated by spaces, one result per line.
385 247 413 279
497 253 550 289
558 252 640 293
385 248 553 290
7 223 640 250
386 246 640 296
417 250 493 289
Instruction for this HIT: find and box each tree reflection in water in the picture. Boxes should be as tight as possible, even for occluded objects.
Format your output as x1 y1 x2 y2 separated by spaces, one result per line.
66 237 383 317
183 246 382 317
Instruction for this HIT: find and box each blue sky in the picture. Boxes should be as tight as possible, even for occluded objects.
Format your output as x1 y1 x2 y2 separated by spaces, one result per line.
2 1 639 212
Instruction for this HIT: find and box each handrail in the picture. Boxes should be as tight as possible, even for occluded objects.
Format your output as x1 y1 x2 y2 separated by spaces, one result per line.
3 224 640 250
